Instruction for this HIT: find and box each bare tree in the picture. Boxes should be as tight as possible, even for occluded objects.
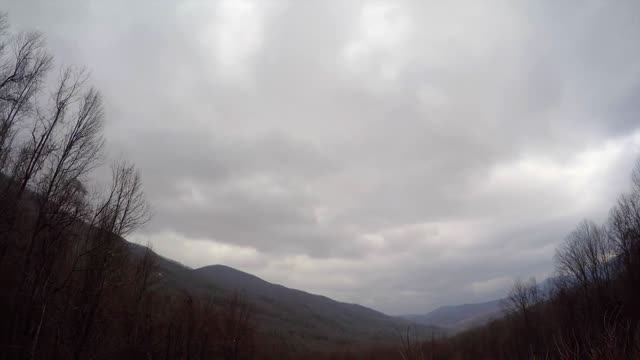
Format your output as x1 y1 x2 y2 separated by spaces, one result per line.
219 292 256 360
396 325 426 360
68 160 150 359
11 71 105 346
11 69 90 200
504 277 542 357
0 13 160 359
94 160 150 238
0 22 52 174
632 159 640 195
608 191 640 282
555 220 613 289
505 278 541 321
128 241 158 348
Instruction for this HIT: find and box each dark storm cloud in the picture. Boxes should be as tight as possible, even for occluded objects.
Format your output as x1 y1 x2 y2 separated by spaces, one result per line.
3 0 640 314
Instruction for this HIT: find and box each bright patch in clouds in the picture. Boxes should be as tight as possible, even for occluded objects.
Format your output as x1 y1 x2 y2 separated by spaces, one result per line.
132 231 263 269
196 0 274 82
344 2 411 81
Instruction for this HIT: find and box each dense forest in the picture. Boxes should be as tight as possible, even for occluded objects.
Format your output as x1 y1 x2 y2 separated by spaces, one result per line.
1 12 640 360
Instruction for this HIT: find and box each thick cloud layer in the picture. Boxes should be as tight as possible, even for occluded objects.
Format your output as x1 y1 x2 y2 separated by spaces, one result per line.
4 0 640 314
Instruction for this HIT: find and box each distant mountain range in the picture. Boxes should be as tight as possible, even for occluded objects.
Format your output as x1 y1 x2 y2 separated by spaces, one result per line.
130 241 535 348
401 276 562 332
128 242 441 350
401 299 505 333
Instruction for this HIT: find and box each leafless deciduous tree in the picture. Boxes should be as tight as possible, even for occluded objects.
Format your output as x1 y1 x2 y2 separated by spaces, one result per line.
396 325 426 360
505 278 541 318
0 14 155 360
0 15 52 174
219 292 256 360
555 220 613 288
94 161 150 238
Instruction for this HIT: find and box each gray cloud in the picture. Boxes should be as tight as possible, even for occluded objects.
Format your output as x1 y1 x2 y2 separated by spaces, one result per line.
4 0 640 314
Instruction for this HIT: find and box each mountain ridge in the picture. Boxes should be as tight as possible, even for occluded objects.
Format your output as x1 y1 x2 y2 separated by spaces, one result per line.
193 263 441 348
125 243 442 349
402 299 505 333
196 264 385 315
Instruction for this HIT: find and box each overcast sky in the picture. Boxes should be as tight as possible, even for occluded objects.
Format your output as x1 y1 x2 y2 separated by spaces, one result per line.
4 0 640 315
